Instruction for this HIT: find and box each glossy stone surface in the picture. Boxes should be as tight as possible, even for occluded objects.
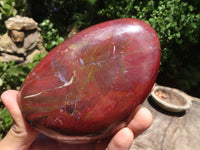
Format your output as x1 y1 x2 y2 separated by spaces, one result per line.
19 18 161 143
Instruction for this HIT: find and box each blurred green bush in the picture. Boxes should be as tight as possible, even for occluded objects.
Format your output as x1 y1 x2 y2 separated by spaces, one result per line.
0 53 46 92
39 19 64 51
0 107 13 140
28 0 100 34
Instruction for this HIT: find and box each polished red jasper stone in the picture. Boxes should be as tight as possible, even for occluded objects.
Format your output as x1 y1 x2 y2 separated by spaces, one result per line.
19 18 161 143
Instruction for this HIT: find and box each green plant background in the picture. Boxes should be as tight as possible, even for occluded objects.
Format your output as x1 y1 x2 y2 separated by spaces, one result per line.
0 107 12 140
0 0 200 140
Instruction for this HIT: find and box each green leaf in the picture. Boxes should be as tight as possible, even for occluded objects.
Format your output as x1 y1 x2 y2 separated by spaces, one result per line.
0 78 3 86
0 107 13 129
88 0 96 5
12 8 17 16
57 37 64 44
0 1 4 6
2 3 11 10
0 7 6 14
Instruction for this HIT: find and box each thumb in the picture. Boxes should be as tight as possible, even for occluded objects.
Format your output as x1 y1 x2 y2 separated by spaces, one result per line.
106 127 134 150
0 90 38 150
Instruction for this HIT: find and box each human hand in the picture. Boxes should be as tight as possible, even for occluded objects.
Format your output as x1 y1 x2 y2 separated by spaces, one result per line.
0 90 152 150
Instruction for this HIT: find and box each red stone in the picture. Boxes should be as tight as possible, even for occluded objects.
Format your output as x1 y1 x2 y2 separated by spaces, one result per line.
19 18 161 143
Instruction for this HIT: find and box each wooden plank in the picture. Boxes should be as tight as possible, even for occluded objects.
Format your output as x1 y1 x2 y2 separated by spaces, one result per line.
131 96 200 150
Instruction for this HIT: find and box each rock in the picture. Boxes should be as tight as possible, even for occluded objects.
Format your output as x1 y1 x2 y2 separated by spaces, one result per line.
23 30 43 52
5 15 38 31
8 30 25 42
0 16 47 63
19 18 161 143
131 96 200 150
26 49 43 62
0 52 24 62
0 31 46 63
0 33 20 54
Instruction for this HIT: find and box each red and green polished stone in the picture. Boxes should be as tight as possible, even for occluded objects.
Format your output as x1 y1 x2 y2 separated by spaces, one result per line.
19 18 161 143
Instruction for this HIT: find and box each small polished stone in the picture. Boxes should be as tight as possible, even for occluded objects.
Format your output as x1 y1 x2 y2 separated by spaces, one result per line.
19 18 161 143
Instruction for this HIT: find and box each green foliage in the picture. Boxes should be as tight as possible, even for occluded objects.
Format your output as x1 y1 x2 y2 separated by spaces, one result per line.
0 0 17 19
0 0 28 34
28 0 101 34
39 19 64 51
0 60 30 91
0 107 13 140
0 53 46 92
0 0 27 18
98 0 200 93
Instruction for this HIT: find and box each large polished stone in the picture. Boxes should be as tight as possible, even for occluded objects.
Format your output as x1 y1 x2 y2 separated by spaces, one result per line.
19 18 161 143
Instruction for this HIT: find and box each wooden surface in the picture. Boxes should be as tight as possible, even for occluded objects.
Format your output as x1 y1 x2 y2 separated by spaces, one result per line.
131 95 200 150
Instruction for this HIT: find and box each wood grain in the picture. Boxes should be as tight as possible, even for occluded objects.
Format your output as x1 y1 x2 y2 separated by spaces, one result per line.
131 96 200 150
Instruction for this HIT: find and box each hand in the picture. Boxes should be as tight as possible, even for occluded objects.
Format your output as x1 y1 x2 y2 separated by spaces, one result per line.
0 90 152 150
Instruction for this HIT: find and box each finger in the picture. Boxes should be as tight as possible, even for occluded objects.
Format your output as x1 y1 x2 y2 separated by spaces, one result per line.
1 90 34 131
0 90 38 150
127 107 152 137
1 90 23 125
106 127 134 150
95 107 152 149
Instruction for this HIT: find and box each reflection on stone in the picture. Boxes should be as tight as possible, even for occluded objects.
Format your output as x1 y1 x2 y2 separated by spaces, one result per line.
19 18 161 143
